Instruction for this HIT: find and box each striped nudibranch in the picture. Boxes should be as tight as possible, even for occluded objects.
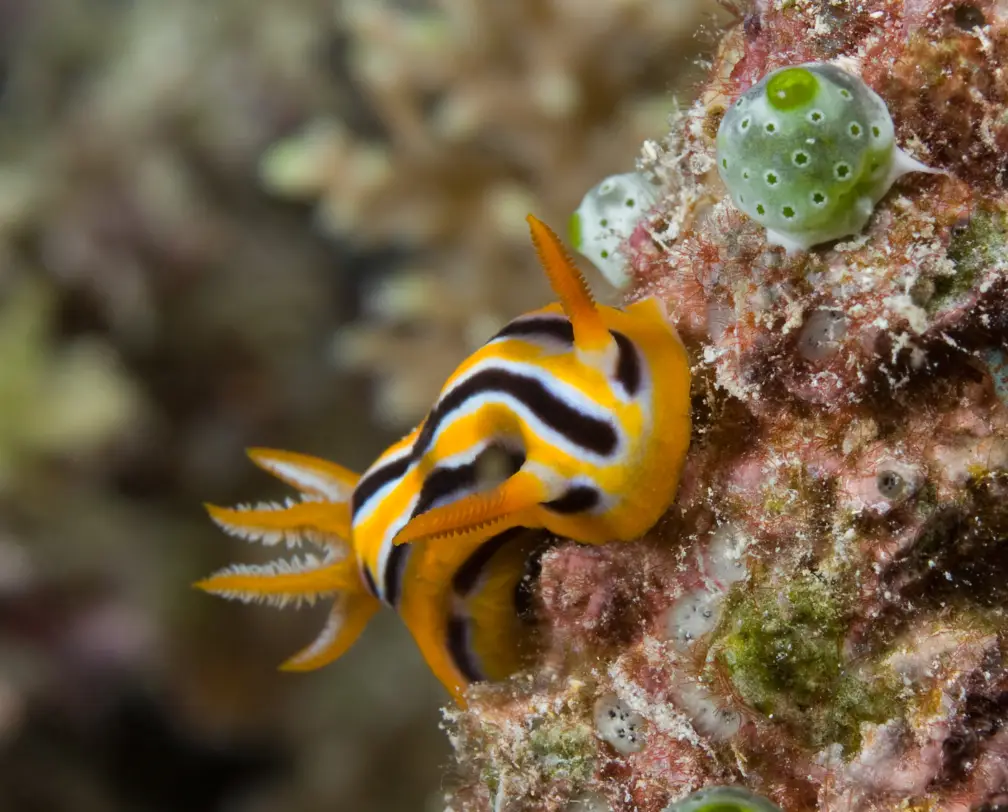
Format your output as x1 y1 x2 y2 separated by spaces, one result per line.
194 215 692 703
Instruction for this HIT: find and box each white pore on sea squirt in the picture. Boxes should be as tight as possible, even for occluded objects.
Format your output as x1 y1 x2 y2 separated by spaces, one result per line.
716 63 940 253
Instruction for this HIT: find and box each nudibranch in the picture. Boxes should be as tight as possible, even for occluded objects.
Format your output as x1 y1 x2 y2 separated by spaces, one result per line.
195 215 691 702
716 62 940 253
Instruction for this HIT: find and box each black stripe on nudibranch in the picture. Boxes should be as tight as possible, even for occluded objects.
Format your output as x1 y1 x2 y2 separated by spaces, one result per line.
446 613 484 683
411 369 618 461
411 446 525 522
361 565 379 598
491 316 575 345
612 331 641 397
383 543 411 607
544 486 600 514
451 527 530 596
351 455 411 520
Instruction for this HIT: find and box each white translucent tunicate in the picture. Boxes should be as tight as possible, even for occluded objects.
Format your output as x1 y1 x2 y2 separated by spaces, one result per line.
566 792 612 812
570 172 659 289
702 525 751 589
797 308 848 361
665 588 722 653
873 460 920 502
592 693 646 755
674 680 742 740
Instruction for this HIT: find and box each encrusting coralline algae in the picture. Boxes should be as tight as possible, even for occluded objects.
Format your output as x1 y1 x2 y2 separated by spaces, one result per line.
442 1 1008 810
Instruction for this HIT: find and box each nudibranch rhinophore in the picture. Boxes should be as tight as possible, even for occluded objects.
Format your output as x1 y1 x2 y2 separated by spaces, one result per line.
716 62 940 253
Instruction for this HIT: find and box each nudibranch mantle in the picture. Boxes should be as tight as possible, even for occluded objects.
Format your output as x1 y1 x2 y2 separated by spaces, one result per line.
195 215 691 702
716 62 940 253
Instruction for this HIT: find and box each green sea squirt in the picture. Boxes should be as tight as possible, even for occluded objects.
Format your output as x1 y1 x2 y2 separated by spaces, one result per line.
664 786 782 812
716 63 939 253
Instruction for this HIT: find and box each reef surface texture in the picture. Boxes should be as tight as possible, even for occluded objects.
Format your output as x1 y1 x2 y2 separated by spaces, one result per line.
444 2 1008 810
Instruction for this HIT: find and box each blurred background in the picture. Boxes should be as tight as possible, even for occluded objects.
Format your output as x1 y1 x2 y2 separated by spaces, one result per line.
0 1 724 809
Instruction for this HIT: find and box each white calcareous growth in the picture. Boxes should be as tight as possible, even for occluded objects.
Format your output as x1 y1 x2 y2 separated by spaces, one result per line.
716 62 940 253
569 172 659 288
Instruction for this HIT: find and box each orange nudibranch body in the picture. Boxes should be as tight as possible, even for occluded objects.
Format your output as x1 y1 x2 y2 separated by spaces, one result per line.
195 215 692 702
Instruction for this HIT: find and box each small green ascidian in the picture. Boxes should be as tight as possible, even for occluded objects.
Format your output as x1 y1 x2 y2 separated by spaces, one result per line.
663 786 782 812
716 63 939 253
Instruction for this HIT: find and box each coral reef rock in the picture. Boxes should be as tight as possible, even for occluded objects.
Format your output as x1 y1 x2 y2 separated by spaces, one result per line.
443 1 1008 810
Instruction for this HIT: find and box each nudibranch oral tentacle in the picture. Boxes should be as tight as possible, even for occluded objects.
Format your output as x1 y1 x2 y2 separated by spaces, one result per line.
196 215 692 703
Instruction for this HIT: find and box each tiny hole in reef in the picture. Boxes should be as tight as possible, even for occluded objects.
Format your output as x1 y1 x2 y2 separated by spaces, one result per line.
954 4 986 29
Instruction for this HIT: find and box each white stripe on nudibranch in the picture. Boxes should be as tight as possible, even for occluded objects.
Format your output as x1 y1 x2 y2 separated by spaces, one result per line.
351 475 411 529
422 358 623 462
455 357 617 418
373 496 420 600
350 445 417 525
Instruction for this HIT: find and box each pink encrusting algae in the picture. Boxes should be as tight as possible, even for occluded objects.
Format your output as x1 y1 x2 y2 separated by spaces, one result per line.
441 1 1008 811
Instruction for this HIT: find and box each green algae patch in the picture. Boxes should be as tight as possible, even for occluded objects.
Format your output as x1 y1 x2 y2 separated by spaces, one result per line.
470 716 596 801
527 720 596 784
714 571 899 753
933 208 1008 307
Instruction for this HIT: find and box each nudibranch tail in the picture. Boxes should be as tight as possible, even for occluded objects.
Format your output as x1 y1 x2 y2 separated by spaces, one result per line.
393 469 548 547
525 214 613 356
